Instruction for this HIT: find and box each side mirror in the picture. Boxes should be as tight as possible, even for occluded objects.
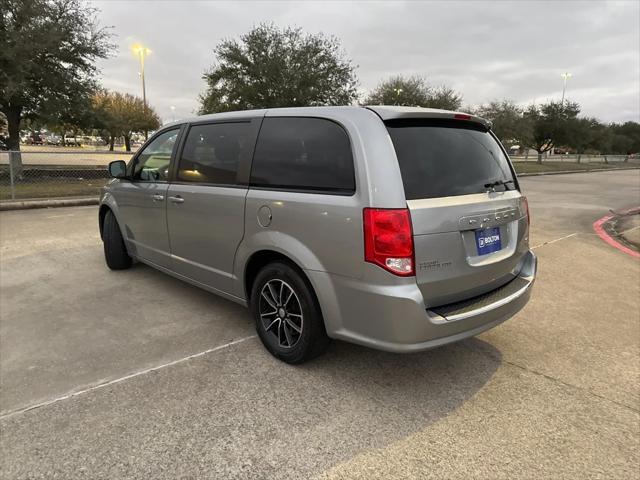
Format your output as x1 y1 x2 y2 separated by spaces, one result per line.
108 160 128 179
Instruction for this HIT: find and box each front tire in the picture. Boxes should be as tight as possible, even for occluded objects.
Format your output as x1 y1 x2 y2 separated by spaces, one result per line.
103 210 132 270
250 262 330 364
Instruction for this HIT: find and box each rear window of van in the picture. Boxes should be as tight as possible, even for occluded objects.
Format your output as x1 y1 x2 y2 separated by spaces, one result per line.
386 119 515 200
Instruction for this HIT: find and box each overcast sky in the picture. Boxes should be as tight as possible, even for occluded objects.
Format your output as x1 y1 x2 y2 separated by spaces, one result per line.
93 0 639 124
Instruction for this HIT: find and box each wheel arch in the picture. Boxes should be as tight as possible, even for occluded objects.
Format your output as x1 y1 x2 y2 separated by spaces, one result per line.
98 204 111 240
98 192 123 241
243 250 312 302
242 249 330 329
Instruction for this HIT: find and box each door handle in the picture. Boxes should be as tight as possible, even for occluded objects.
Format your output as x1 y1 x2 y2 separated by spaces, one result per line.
169 195 185 204
151 194 164 202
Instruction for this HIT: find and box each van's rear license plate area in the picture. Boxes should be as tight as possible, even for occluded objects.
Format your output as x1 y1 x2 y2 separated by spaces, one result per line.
475 227 501 255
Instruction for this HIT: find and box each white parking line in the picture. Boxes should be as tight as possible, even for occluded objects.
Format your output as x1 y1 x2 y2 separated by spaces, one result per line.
45 213 77 219
531 232 578 249
0 335 257 421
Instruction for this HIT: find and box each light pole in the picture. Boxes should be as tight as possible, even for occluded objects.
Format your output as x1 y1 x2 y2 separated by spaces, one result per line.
133 44 151 139
560 72 572 105
393 88 403 105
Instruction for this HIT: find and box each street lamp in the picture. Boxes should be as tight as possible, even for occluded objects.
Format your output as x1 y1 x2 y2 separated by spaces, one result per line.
132 44 151 139
560 72 572 105
393 88 403 105
132 44 151 106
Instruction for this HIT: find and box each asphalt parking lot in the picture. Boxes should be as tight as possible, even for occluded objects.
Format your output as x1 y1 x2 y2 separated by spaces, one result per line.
1 169 639 479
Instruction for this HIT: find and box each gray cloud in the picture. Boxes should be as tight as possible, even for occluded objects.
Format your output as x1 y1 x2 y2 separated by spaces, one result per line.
93 0 639 124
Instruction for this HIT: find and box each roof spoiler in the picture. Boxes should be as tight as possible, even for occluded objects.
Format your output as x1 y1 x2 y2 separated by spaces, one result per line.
365 106 491 130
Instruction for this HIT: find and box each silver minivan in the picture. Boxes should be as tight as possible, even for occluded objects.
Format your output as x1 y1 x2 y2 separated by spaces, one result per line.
100 106 536 363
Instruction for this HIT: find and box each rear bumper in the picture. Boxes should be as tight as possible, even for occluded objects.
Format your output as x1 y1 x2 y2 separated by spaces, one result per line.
307 250 536 353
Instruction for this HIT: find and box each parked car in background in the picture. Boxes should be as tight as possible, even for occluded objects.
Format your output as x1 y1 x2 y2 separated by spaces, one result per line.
24 132 44 145
99 106 536 364
44 134 62 146
75 135 101 147
554 147 575 155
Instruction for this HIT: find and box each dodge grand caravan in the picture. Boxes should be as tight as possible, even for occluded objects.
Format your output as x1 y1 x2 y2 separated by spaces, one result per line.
100 106 536 364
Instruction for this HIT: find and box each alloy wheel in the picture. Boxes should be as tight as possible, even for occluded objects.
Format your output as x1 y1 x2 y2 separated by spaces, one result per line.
259 279 304 348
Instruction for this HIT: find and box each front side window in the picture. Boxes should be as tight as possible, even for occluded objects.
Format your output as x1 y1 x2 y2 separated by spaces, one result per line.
133 129 179 182
177 122 252 185
250 117 355 193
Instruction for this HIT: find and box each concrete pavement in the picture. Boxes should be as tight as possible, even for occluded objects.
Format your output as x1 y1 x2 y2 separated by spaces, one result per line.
1 170 638 479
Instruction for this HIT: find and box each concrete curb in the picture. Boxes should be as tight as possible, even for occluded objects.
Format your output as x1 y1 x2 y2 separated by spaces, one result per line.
593 208 640 258
517 166 640 177
0 197 99 211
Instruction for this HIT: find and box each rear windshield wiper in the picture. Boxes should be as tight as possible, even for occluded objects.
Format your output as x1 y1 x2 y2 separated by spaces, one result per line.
484 179 515 191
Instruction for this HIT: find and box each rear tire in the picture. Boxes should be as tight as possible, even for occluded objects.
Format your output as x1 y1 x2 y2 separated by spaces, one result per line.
103 210 132 270
250 262 330 364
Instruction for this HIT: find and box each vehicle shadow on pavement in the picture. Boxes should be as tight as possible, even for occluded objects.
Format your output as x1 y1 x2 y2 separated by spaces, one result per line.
217 336 504 478
273 336 503 458
308 336 501 408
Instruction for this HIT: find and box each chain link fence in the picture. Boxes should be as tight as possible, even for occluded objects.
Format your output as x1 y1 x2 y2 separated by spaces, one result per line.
510 153 635 163
0 150 133 201
0 148 638 202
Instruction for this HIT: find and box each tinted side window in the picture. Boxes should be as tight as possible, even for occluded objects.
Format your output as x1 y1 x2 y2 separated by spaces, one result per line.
386 119 515 200
250 117 355 193
178 122 253 185
133 129 179 182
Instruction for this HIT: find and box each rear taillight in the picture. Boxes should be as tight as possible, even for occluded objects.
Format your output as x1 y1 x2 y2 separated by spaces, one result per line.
363 208 415 276
523 197 530 227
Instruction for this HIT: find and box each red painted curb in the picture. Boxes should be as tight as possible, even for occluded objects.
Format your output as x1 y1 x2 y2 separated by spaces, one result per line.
593 213 640 258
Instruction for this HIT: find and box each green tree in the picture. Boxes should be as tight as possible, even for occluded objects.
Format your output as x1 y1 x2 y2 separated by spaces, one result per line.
365 76 429 106
364 75 463 110
524 101 580 163
43 93 95 146
610 122 640 156
588 122 614 161
199 24 358 113
428 85 463 110
475 100 532 151
566 117 599 163
0 0 112 165
92 90 160 151
610 133 633 156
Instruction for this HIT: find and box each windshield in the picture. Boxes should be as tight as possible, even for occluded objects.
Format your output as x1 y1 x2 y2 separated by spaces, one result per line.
386 119 516 200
